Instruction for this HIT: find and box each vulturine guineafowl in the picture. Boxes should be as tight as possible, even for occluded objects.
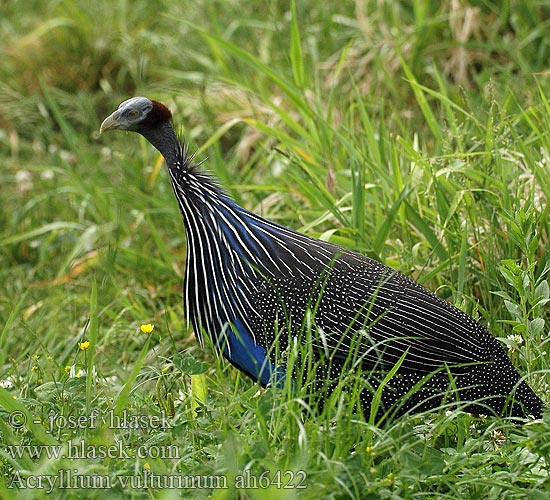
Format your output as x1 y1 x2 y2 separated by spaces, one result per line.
100 96 543 419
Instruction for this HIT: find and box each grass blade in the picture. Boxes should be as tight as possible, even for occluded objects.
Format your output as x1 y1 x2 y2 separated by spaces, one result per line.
86 278 98 412
290 0 305 88
113 335 152 416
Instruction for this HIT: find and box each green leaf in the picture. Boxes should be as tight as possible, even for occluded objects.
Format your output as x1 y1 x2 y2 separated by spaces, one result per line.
191 374 208 411
535 280 549 301
0 388 57 445
173 352 209 375
504 300 521 319
528 318 545 337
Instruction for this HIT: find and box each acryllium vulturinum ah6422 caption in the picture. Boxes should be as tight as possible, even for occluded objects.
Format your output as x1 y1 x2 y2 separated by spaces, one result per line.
100 96 543 420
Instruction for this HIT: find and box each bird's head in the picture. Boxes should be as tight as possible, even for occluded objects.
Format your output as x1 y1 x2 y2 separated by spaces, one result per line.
100 96 172 135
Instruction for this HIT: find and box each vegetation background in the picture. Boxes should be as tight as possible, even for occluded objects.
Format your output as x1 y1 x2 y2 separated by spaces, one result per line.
1 0 549 498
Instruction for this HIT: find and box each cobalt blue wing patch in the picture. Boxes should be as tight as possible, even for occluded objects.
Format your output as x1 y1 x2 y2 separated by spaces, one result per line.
223 318 285 386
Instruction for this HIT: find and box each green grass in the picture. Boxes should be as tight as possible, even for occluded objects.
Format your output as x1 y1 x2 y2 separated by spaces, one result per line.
1 0 550 498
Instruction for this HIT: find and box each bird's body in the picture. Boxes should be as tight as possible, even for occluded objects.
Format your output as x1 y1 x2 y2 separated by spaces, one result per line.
101 96 543 419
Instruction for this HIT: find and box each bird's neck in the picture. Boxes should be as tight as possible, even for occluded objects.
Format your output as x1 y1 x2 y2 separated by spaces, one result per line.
141 121 181 167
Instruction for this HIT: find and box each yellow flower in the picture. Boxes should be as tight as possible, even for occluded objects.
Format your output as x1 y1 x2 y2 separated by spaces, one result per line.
78 340 90 351
143 462 151 470
140 324 155 334
32 354 40 361
64 365 71 373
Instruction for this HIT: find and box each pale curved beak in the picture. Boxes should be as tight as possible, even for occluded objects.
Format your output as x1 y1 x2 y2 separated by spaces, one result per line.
99 112 120 134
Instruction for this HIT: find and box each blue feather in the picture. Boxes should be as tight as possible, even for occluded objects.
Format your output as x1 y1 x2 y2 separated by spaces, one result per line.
224 318 285 386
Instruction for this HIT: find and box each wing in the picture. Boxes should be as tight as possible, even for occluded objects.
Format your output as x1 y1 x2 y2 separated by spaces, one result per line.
221 204 496 374
252 254 496 373
313 262 496 371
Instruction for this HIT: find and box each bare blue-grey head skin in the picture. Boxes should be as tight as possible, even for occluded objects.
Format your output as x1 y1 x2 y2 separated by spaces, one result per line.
100 96 157 133
100 96 180 165
101 97 544 420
